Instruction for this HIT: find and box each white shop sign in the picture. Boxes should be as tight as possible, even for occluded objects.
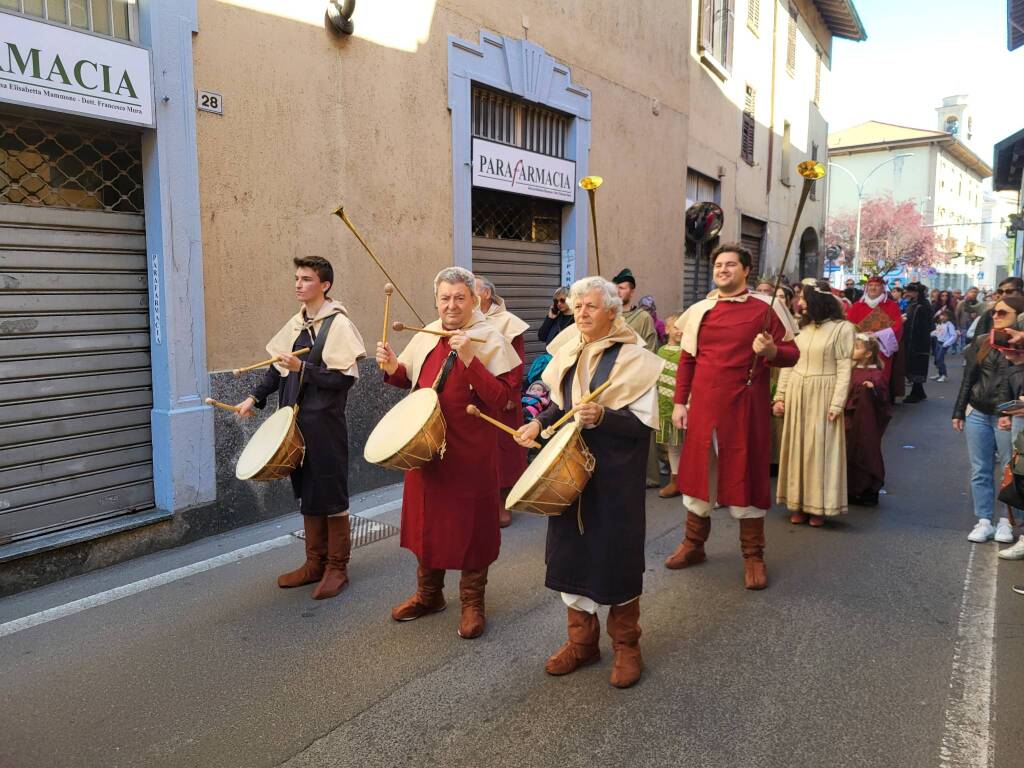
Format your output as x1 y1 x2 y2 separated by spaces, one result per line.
472 138 576 203
0 11 154 128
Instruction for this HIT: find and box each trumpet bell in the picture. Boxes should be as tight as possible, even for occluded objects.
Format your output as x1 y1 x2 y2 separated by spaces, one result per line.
579 175 603 191
797 161 826 180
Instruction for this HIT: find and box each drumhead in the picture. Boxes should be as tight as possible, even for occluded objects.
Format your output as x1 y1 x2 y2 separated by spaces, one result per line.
364 388 440 465
506 421 580 507
236 406 296 480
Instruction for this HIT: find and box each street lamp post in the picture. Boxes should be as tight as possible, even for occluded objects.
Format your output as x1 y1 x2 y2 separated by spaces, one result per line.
828 153 914 280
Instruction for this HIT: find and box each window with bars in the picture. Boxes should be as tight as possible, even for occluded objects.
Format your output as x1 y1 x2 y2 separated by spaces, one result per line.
741 85 755 166
471 86 569 159
699 0 735 73
471 188 561 243
786 5 797 77
0 0 136 41
0 114 144 212
747 0 759 33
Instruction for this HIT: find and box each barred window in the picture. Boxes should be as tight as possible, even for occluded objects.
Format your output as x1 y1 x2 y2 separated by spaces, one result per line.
0 0 136 41
471 86 569 159
741 85 755 166
471 188 560 243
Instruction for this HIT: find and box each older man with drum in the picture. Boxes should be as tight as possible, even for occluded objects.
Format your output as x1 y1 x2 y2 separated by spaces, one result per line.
515 276 662 689
376 267 519 639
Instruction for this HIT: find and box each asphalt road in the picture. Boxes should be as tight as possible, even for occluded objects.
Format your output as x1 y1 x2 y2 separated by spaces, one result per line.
2 363 1023 768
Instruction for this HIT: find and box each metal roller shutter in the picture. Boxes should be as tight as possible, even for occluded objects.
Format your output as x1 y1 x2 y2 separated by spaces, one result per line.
0 204 154 543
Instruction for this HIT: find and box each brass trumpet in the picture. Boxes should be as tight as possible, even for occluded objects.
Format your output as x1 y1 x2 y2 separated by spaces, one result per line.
579 175 603 276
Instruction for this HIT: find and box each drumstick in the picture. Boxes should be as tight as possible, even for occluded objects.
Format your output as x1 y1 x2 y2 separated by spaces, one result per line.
205 398 240 413
380 283 394 369
466 405 542 449
232 347 311 377
540 379 614 439
392 322 481 342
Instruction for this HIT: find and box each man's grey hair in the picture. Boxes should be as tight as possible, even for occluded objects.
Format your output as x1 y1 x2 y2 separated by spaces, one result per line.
569 276 622 318
434 266 477 297
475 276 497 298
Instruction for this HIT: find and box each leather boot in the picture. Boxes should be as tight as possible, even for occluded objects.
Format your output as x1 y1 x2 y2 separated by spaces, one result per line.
606 600 643 688
658 474 681 499
545 608 601 676
664 511 711 569
499 497 512 528
457 568 488 639
391 565 446 621
277 515 327 588
312 515 351 600
739 517 768 590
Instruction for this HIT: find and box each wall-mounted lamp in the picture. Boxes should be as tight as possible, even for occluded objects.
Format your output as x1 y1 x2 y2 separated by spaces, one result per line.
327 0 356 35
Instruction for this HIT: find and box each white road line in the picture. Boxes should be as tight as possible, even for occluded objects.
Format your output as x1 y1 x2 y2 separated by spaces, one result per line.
0 535 293 640
938 543 998 768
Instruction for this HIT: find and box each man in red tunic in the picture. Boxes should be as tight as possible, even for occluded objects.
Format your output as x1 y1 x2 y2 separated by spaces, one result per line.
376 267 520 639
664 244 799 589
475 276 529 528
845 276 903 395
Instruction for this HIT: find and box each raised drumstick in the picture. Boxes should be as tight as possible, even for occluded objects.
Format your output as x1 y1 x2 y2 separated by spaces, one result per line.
380 283 394 369
232 347 311 377
540 379 614 439
466 404 542 449
392 322 481 342
205 398 241 413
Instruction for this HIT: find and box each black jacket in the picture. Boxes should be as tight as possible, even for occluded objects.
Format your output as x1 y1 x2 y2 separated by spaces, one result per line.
537 312 574 345
953 341 1011 420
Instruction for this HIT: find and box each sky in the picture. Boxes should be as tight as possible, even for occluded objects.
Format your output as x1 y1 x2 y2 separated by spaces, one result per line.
827 0 1024 166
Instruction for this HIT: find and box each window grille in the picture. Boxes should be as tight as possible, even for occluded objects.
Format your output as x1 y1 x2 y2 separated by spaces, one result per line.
471 188 560 243
699 0 735 72
741 85 755 166
747 0 759 32
0 0 135 41
786 5 797 77
471 86 569 159
0 114 144 213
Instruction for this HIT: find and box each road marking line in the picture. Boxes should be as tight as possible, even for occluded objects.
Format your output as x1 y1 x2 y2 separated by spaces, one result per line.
0 536 293 640
938 544 997 768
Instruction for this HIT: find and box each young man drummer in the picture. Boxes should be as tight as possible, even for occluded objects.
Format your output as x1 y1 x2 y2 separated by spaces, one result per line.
375 267 519 639
236 256 365 599
515 276 662 688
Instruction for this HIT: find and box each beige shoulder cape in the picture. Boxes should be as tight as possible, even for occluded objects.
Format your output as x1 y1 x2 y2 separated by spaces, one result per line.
542 317 663 412
483 297 530 342
397 308 520 386
674 290 799 356
266 299 366 377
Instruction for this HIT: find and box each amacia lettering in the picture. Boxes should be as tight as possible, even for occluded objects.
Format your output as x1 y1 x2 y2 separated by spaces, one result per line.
0 42 138 99
477 154 573 192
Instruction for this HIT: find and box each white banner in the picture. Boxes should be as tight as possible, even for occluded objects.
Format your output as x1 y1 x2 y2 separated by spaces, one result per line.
472 138 576 203
0 11 154 128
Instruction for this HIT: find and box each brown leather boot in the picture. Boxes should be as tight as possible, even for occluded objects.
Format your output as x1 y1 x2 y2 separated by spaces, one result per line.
739 517 768 590
545 608 601 675
391 566 446 621
457 568 488 639
658 475 681 499
312 515 351 600
664 511 711 569
498 497 512 528
278 515 327 588
607 599 643 688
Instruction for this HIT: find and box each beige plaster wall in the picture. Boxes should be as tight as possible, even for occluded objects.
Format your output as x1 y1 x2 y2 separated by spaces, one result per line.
194 0 691 370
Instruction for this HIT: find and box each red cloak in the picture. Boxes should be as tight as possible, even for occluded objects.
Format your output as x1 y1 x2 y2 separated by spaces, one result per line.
385 338 515 570
675 298 799 509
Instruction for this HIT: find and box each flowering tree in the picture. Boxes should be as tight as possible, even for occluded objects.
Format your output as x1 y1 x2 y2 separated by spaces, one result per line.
825 196 943 277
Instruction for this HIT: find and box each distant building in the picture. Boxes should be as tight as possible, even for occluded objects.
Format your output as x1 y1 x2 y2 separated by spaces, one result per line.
992 3 1024 277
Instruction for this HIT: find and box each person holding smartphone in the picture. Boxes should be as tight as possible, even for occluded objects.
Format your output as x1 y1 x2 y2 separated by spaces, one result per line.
537 286 574 345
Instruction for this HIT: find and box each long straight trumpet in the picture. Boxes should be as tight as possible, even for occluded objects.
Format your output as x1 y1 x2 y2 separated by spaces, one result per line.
392 322 481 342
232 347 310 377
466 405 542 449
540 379 614 439
744 160 826 386
332 203 425 325
579 175 603 276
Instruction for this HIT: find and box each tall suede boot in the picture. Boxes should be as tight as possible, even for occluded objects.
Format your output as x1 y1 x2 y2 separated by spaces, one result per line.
457 568 488 639
664 511 711 569
312 515 351 600
739 517 768 590
277 515 327 588
391 565 446 621
545 608 601 676
658 474 681 499
607 600 643 688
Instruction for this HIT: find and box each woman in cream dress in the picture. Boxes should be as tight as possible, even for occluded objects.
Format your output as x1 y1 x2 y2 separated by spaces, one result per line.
773 279 856 525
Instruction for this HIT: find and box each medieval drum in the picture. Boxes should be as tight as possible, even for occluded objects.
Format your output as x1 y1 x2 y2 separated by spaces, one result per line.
364 388 447 471
235 405 305 481
505 422 596 516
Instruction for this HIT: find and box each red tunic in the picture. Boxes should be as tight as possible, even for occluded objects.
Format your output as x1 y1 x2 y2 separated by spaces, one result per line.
675 298 799 509
496 334 527 488
845 298 903 380
385 338 514 571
